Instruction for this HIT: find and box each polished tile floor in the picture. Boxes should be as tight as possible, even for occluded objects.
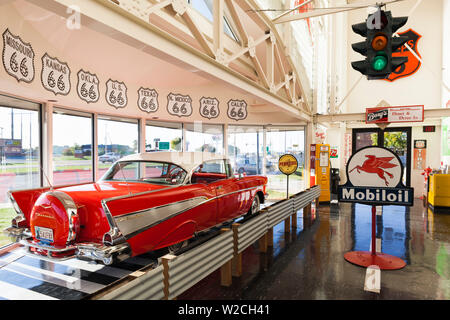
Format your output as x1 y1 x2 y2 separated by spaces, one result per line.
179 200 450 300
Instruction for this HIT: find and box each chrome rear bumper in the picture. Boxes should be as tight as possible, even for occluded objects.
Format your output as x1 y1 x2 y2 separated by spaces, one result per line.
4 227 131 265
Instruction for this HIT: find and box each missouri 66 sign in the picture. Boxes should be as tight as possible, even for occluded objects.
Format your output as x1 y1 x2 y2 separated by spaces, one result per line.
2 29 35 83
338 146 413 206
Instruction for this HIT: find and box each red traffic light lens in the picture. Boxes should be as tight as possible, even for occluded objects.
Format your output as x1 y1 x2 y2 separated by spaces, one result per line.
371 34 388 51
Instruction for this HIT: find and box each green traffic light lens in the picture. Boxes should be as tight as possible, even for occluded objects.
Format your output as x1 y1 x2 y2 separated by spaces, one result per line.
372 54 387 71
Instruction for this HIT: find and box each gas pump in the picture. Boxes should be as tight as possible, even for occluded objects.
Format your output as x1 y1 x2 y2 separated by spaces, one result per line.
310 144 331 202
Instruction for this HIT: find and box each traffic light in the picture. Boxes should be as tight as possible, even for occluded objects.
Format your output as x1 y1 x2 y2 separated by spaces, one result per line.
351 8 409 80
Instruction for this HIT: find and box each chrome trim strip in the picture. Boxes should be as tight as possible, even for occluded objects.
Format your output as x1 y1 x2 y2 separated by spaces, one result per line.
119 185 263 240
115 196 208 239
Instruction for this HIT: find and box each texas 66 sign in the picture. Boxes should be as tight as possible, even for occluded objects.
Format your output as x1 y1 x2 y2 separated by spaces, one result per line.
338 146 413 206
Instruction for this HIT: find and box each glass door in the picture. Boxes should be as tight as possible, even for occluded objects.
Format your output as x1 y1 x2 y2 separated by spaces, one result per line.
352 127 411 186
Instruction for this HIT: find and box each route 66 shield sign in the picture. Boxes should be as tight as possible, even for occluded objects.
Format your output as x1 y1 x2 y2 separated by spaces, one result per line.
167 93 192 117
2 29 35 83
138 87 159 113
227 99 247 121
199 97 219 119
385 29 422 82
106 79 127 108
77 69 99 103
41 53 71 96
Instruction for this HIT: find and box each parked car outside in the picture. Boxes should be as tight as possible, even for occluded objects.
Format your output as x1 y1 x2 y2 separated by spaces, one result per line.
5 152 267 265
99 152 120 163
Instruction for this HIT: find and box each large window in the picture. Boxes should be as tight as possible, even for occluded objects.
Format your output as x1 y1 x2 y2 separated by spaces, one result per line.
53 109 93 186
146 121 182 152
0 96 41 247
266 128 305 200
97 116 139 177
185 122 224 154
228 126 265 176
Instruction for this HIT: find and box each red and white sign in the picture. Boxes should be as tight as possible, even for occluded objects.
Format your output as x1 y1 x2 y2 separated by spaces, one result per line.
366 105 424 124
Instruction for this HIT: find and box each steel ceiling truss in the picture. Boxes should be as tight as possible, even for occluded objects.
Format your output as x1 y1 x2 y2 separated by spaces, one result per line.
106 0 311 114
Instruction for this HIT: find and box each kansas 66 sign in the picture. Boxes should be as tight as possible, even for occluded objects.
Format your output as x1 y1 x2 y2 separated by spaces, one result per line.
227 99 247 121
41 53 71 96
106 79 127 109
167 93 192 117
199 97 219 120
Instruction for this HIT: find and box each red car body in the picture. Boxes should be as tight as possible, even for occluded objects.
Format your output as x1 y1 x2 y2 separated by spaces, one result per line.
5 152 267 264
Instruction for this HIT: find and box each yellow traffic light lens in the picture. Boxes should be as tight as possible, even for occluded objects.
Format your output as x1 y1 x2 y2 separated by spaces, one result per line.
372 35 388 51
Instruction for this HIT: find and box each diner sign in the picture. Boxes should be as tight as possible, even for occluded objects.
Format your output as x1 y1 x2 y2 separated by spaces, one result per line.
366 105 424 124
338 146 413 206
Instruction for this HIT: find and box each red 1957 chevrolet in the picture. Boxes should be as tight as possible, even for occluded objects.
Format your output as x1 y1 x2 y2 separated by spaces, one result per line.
4 152 268 265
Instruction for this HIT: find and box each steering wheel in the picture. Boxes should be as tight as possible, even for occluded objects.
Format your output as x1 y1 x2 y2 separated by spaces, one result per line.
167 167 185 184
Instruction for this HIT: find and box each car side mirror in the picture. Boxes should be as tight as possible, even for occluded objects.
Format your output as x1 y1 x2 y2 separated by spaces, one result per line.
237 168 245 180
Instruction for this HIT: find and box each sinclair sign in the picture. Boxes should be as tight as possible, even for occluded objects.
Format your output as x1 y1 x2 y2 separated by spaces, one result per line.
338 146 413 206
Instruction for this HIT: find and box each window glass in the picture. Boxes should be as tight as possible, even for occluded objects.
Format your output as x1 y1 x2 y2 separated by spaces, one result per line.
196 160 226 174
0 100 41 247
266 128 305 200
185 123 223 154
97 117 139 177
228 126 266 176
189 0 239 42
102 161 186 185
53 110 93 186
146 121 182 152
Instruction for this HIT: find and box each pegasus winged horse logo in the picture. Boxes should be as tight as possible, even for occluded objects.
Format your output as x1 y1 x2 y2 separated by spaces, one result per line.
349 155 398 186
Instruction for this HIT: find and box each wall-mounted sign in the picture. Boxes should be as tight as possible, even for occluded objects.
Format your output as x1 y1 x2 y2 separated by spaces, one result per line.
385 29 422 82
167 93 192 117
366 105 424 124
413 139 427 170
227 99 247 121
106 79 127 108
338 146 413 206
138 87 158 113
423 125 435 133
77 69 99 103
199 97 219 119
2 29 35 83
330 147 338 159
41 53 71 96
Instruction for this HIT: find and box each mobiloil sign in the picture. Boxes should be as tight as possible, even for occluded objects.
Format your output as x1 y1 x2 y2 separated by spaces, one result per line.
338 146 413 206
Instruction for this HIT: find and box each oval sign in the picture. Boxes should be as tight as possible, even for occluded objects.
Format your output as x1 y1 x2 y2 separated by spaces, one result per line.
278 154 298 175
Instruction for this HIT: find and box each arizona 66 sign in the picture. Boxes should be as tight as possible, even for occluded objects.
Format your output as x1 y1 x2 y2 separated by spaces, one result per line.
106 79 127 108
77 69 99 103
138 87 158 113
338 146 413 206
167 93 192 117
2 29 35 83
227 99 247 121
41 53 71 96
199 97 219 119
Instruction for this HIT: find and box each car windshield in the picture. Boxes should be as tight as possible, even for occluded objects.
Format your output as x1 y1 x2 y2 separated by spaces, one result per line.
100 161 187 185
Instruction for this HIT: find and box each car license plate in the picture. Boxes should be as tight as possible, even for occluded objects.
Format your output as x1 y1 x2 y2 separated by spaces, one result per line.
35 226 54 242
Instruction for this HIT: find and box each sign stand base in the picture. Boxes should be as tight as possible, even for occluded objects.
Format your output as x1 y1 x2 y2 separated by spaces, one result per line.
344 205 406 270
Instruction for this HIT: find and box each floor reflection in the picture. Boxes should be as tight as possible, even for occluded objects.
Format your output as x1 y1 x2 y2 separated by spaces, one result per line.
178 199 450 300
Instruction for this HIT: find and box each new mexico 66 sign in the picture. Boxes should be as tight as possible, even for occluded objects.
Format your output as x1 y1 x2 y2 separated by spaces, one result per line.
338 146 413 206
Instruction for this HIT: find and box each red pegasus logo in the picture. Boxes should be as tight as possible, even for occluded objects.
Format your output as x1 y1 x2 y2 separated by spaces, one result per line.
349 155 398 186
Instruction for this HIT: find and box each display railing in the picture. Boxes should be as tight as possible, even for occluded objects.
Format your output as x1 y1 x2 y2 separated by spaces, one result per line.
95 185 321 300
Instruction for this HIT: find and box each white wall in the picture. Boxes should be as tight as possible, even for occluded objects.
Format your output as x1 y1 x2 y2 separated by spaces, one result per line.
346 0 444 111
